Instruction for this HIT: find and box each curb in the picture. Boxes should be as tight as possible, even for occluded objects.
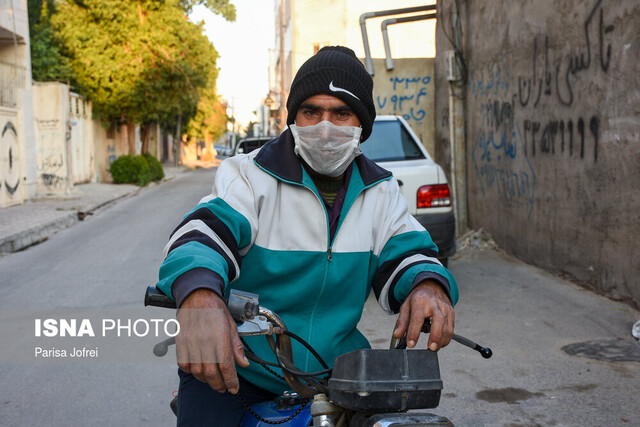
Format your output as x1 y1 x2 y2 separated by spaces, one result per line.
0 211 78 255
76 188 142 220
0 187 142 256
0 166 191 256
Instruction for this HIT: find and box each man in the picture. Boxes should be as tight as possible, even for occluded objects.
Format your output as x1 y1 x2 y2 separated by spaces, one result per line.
157 46 458 426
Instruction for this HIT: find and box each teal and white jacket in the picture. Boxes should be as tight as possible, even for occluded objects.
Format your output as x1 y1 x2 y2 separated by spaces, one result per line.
157 129 459 394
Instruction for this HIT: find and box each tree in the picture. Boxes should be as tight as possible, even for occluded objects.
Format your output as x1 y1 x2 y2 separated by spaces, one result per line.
185 85 228 144
179 0 236 20
28 0 73 82
244 121 257 137
49 0 232 153
126 2 222 152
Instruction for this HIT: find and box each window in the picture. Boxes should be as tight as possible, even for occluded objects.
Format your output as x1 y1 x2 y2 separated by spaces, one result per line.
360 120 425 162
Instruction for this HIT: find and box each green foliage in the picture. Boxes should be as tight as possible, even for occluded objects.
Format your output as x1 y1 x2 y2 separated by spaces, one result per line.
110 154 164 186
244 121 257 137
28 0 232 144
143 152 165 181
179 0 236 20
185 85 227 142
110 155 150 186
49 0 224 128
28 0 73 82
130 13 219 126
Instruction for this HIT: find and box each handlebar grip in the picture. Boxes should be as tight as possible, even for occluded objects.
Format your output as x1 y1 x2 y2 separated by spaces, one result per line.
144 285 177 309
153 337 176 357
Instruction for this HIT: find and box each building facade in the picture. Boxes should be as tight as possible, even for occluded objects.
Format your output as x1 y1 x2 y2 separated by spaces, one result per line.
434 0 640 308
269 0 437 134
0 0 32 207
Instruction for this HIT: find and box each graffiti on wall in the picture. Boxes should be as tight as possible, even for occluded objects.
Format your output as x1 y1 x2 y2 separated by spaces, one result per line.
37 152 65 189
469 54 511 102
1 121 20 197
107 144 116 166
37 152 66 189
35 117 67 191
517 0 614 108
440 107 450 130
469 0 614 217
472 97 537 216
376 75 432 126
523 116 599 161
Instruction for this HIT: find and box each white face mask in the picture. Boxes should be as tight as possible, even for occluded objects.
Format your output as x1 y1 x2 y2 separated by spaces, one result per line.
290 121 362 177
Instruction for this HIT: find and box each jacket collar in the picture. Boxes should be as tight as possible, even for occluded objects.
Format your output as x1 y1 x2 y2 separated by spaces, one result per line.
254 128 392 186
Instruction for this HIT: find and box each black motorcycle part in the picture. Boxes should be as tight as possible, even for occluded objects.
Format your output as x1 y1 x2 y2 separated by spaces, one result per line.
328 349 442 412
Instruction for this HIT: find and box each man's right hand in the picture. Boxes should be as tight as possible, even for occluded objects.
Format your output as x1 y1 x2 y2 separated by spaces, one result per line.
176 288 250 394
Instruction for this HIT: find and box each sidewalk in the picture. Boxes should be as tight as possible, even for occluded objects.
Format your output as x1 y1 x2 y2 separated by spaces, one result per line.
0 165 190 255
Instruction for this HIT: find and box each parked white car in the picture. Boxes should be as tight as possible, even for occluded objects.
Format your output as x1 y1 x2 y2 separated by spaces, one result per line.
360 115 456 266
234 136 274 156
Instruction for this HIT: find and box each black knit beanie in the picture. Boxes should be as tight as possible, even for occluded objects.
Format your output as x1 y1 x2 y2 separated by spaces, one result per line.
286 46 376 141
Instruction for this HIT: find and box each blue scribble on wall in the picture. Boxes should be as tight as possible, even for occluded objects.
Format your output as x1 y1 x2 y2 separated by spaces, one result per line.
468 54 511 101
472 99 537 218
376 75 431 126
107 144 116 166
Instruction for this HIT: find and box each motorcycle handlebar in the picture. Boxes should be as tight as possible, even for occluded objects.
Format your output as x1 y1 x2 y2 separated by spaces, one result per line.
144 285 322 397
144 285 177 309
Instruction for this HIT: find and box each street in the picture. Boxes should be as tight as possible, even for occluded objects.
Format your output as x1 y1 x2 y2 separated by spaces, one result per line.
0 168 217 426
1 167 639 426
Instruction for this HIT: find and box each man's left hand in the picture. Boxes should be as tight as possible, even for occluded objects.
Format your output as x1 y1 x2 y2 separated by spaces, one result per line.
392 280 455 351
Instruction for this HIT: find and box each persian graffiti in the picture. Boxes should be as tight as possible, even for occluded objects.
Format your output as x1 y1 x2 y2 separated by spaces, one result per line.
376 75 432 125
469 0 614 216
517 0 614 108
472 98 537 216
523 116 599 161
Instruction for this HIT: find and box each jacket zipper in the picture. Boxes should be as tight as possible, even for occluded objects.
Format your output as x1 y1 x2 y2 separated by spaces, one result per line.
254 161 390 369
301 182 333 262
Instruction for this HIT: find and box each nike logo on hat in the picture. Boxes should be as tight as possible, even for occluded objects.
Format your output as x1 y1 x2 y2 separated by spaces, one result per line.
329 81 360 100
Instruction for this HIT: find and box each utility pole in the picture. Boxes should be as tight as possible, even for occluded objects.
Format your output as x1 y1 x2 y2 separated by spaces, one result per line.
447 0 468 236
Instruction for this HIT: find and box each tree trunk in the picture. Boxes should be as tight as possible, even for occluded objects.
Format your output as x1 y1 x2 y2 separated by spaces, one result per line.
174 114 182 167
141 122 151 154
127 121 136 155
120 121 129 155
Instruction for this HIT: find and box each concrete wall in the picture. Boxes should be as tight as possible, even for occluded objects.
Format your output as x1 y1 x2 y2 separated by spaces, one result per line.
33 82 164 187
435 0 640 307
0 0 29 42
33 82 177 186
93 121 131 183
0 0 33 206
290 0 436 70
371 58 435 155
273 0 437 133
69 93 95 184
346 0 436 61
32 83 70 195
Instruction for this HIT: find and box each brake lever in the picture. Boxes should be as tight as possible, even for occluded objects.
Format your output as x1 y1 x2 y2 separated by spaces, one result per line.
237 315 273 336
390 319 493 359
227 290 275 336
390 320 432 350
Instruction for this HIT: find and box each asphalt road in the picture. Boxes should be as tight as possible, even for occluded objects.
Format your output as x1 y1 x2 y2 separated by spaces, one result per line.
1 167 639 426
360 247 640 426
0 168 218 427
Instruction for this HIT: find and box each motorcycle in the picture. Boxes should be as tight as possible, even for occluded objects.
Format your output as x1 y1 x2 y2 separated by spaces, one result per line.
145 286 492 426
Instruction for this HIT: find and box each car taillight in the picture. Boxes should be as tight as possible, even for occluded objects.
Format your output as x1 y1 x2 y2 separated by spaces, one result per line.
417 184 452 208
